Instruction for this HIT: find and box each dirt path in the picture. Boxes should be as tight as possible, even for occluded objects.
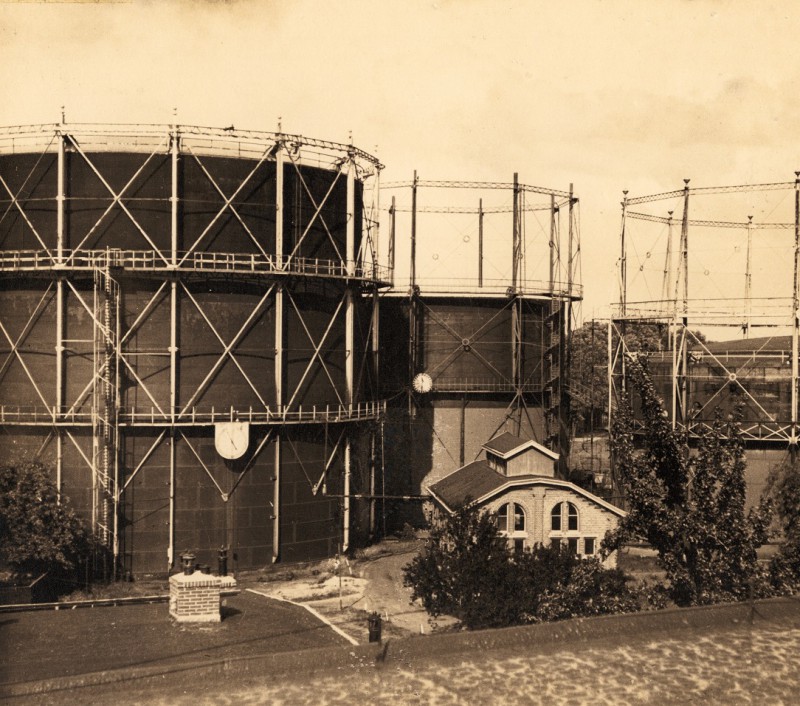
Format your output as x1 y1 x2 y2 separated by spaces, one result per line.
359 548 432 633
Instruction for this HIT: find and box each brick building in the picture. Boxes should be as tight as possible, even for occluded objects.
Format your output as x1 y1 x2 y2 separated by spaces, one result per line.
427 432 625 567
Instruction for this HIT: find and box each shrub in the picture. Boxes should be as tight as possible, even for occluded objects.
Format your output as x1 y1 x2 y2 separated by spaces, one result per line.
403 503 640 629
0 461 88 579
764 454 800 588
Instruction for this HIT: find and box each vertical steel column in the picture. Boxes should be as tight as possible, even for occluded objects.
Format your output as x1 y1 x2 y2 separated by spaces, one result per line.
744 215 753 339
167 125 180 570
388 196 396 278
343 438 351 552
273 436 281 562
459 393 466 466
273 141 285 562
408 174 418 418
512 174 522 434
55 130 65 497
792 172 800 452
679 181 690 425
619 192 628 315
559 186 575 475
549 193 557 296
478 198 484 288
343 156 356 552
369 429 376 537
662 211 674 308
410 171 417 289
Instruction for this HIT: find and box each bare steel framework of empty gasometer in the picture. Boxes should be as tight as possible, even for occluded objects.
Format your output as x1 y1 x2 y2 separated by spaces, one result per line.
0 122 581 576
610 175 800 450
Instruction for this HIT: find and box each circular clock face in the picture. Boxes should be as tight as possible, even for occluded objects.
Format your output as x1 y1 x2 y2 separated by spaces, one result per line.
412 372 433 394
215 422 249 460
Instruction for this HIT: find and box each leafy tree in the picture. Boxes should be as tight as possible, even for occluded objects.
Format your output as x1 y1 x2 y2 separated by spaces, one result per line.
604 358 771 605
569 320 707 434
763 454 800 585
403 502 518 629
404 502 640 629
0 461 88 578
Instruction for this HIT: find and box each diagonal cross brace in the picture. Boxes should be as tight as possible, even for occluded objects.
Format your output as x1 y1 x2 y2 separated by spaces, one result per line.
186 149 271 260
0 174 54 255
179 282 276 414
283 291 346 411
64 136 171 266
284 150 346 265
179 143 277 265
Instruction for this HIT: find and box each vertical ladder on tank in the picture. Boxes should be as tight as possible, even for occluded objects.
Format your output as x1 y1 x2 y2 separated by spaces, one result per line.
544 299 562 451
92 253 120 576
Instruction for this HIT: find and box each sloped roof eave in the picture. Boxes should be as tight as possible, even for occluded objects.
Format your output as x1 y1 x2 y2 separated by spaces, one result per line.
472 477 626 517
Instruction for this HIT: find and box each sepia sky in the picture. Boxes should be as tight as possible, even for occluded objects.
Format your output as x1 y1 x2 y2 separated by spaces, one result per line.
2 0 800 320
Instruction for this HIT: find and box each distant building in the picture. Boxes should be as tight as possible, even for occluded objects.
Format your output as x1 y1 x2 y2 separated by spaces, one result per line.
426 432 625 567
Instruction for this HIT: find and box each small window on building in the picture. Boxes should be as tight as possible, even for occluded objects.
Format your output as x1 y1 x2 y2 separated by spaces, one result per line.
567 537 579 554
551 538 562 549
584 538 595 555
513 538 525 554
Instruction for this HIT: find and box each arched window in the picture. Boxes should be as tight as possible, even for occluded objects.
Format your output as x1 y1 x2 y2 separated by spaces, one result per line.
551 504 562 531
497 502 525 533
567 503 578 531
551 502 579 532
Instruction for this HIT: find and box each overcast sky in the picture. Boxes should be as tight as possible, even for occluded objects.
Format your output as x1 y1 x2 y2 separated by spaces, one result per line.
2 0 800 320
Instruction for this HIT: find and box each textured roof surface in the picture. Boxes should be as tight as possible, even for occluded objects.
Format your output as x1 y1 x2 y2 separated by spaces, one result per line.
482 431 528 455
427 461 506 510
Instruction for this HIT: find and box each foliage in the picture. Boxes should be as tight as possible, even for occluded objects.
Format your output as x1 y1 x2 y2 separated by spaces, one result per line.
402 502 518 629
0 461 88 578
764 454 800 586
603 358 772 606
569 320 706 434
403 503 640 630
535 558 640 622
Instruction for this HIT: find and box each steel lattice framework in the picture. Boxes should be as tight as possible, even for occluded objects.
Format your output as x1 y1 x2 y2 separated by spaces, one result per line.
610 176 800 448
380 176 581 482
0 123 389 574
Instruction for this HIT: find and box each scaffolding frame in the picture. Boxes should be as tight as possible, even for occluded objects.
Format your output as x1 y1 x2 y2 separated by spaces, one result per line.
610 175 800 449
383 176 581 468
0 123 388 574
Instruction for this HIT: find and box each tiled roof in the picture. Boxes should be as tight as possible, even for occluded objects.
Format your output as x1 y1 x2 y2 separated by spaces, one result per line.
427 460 506 510
428 464 626 518
482 432 559 461
482 431 527 455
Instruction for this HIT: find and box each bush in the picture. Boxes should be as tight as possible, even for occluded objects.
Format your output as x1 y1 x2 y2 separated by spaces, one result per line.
403 503 640 629
0 461 89 580
764 454 800 588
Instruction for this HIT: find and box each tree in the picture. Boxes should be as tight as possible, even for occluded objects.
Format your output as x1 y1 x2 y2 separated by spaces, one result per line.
402 502 519 629
404 502 640 629
569 320 707 435
763 454 800 585
0 461 88 578
603 358 771 605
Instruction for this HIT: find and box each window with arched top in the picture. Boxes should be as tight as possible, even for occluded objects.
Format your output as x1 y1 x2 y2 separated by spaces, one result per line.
551 501 579 532
497 502 525 533
496 502 526 552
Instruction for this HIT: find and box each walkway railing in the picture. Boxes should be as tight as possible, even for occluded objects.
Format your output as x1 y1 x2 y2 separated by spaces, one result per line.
0 400 387 426
0 249 393 285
